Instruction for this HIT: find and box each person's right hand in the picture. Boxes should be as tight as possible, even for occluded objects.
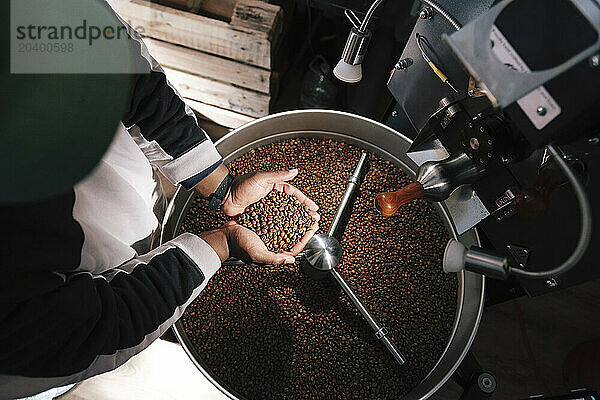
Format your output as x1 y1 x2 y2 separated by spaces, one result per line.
223 220 318 265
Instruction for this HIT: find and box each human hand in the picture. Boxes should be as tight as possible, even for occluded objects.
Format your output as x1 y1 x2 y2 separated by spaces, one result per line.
223 221 314 265
221 169 319 218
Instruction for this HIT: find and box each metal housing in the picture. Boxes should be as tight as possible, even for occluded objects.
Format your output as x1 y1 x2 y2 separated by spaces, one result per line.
160 110 485 400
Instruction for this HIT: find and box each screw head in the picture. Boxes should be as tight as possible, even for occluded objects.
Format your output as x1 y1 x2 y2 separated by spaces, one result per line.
590 54 600 67
502 156 512 165
419 7 433 19
589 137 599 145
468 89 475 96
537 106 547 116
478 373 496 393
391 110 398 117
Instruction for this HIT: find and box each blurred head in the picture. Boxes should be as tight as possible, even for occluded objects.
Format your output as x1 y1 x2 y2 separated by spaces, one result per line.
1 0 142 204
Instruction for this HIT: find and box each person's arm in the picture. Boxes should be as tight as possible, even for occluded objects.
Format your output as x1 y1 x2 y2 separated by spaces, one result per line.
0 191 298 399
0 231 222 399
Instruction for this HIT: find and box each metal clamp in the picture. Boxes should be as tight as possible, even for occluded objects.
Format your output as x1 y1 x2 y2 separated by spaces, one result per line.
375 327 388 339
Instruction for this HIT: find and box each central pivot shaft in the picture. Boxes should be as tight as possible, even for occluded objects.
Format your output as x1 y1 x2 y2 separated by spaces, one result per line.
301 153 406 366
302 234 343 280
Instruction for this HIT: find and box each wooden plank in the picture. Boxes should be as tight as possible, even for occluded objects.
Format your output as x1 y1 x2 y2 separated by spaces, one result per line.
185 98 255 129
148 0 238 21
231 0 280 36
114 0 281 69
163 67 270 118
143 38 272 94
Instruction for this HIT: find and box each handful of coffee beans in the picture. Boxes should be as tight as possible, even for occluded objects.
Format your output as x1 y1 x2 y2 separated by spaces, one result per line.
236 190 316 253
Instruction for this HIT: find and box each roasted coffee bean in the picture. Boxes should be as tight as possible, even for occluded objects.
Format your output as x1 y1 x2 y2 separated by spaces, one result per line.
180 138 457 400
236 191 315 253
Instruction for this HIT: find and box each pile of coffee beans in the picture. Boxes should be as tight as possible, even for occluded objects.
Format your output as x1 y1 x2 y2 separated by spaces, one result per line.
180 138 457 399
236 190 315 253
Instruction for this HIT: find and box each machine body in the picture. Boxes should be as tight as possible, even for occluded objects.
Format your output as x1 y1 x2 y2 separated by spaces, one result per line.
373 0 600 295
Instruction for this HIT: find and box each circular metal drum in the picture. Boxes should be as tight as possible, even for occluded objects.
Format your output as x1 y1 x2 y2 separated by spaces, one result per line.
161 110 485 400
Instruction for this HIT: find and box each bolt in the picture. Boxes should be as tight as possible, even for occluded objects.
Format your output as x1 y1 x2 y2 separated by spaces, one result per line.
391 110 398 117
488 139 493 145
537 106 547 116
480 126 486 133
461 141 466 147
502 156 512 165
468 89 475 96
478 373 496 394
395 58 413 70
590 54 600 68
470 137 480 150
419 6 433 19
546 278 558 288
589 137 599 145
468 122 473 128
487 152 493 158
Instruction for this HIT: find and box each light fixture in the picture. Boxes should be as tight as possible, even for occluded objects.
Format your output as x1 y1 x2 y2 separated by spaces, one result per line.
333 2 382 83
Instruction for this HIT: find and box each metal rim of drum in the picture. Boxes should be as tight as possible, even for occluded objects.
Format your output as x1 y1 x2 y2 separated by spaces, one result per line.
160 110 485 400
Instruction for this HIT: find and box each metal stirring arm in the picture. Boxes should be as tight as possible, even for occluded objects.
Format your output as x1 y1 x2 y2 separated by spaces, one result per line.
326 153 406 365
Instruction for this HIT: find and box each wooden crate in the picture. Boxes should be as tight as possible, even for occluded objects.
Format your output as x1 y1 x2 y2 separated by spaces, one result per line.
114 0 286 128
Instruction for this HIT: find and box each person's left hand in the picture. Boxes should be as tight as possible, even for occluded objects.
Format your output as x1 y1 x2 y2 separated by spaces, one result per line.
223 220 319 264
221 169 319 217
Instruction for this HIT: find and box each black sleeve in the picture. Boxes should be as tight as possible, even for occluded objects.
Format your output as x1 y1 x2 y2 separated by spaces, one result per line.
0 193 220 398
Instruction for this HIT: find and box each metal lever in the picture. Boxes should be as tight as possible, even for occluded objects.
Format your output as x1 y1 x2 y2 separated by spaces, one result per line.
330 267 406 365
304 153 406 365
328 152 368 238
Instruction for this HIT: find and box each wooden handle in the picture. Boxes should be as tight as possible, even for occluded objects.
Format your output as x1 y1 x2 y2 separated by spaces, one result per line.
375 182 424 217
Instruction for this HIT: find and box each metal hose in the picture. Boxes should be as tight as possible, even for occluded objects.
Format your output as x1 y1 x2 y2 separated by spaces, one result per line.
359 0 385 31
419 0 462 31
358 0 461 32
509 143 593 279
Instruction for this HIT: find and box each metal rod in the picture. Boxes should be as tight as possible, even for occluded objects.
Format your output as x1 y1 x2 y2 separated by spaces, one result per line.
331 268 406 365
326 152 406 365
359 0 385 32
328 153 368 238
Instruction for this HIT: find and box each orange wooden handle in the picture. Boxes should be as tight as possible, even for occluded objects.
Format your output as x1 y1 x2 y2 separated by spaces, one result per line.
375 182 424 217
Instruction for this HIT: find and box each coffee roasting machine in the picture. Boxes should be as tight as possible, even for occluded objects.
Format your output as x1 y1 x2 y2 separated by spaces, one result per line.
331 0 599 398
161 1 599 399
333 0 599 295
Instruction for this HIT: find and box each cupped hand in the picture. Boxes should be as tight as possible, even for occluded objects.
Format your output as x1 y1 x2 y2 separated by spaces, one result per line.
224 218 320 265
221 170 319 217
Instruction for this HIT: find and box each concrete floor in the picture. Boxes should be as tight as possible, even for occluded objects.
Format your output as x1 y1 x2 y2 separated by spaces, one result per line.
432 279 600 400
